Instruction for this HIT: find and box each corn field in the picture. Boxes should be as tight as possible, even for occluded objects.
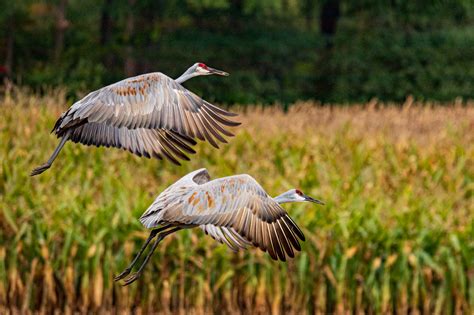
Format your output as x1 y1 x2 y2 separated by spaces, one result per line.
0 89 473 314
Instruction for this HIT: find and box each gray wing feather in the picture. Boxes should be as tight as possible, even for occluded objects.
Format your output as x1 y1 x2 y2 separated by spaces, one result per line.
201 225 251 251
52 73 239 163
69 123 195 164
140 174 304 261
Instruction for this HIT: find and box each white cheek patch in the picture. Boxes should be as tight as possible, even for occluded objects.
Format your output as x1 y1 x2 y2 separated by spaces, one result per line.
296 194 306 202
197 68 210 74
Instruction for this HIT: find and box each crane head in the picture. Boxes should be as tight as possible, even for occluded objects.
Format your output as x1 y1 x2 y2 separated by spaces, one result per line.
294 189 325 204
278 189 325 205
194 63 229 77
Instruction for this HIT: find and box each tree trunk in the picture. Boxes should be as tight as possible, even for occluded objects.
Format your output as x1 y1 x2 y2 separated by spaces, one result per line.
320 0 340 47
54 0 69 62
315 0 341 101
302 0 315 30
229 0 243 31
100 0 114 69
5 17 14 77
124 0 136 77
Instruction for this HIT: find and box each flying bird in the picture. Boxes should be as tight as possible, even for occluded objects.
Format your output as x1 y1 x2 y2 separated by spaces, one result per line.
31 63 238 176
115 168 324 286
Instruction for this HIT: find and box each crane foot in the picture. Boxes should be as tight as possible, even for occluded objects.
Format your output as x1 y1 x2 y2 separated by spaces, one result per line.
114 268 132 282
30 163 51 176
122 272 142 286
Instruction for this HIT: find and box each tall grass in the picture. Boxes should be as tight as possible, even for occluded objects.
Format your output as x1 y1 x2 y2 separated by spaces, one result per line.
0 89 473 314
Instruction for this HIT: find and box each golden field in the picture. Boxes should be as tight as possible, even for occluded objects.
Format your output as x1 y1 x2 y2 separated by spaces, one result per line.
0 90 473 314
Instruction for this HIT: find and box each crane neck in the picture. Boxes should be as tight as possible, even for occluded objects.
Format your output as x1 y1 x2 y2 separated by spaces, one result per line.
273 194 293 205
175 69 199 84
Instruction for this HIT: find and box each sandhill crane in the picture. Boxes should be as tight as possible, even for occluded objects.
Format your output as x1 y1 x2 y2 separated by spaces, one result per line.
31 63 238 176
114 168 324 286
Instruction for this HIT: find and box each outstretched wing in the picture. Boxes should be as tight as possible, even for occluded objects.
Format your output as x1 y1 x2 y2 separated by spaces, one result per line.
53 72 239 164
140 174 305 261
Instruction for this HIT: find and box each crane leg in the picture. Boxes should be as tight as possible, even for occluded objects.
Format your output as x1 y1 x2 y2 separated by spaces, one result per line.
30 131 71 176
121 227 182 286
114 224 173 281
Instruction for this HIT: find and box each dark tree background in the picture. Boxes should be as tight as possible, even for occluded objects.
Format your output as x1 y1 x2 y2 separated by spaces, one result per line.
0 0 473 104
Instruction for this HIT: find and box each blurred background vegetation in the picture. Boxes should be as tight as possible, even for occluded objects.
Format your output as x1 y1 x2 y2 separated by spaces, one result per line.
1 92 473 314
1 1 474 314
0 0 473 104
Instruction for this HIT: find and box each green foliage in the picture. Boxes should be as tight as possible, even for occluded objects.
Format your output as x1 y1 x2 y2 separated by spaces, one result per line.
1 0 473 103
157 28 321 104
330 27 474 102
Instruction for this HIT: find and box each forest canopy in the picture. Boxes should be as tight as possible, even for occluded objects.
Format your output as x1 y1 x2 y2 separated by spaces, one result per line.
1 0 473 104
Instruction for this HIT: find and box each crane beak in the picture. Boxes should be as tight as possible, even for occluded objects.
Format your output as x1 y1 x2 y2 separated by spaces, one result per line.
208 67 229 76
303 194 325 205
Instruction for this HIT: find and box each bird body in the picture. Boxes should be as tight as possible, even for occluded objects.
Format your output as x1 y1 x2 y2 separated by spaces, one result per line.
31 63 237 175
115 168 324 285
140 169 303 260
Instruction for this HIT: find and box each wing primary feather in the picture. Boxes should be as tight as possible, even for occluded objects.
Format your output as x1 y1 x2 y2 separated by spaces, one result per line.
90 123 98 146
105 125 112 147
275 221 293 259
172 97 185 134
203 225 223 244
152 152 163 160
169 130 197 146
202 108 235 137
155 138 181 165
265 223 278 260
283 215 305 241
164 131 196 154
157 132 190 161
139 129 155 158
129 131 141 156
234 208 247 235
211 212 226 227
195 114 219 148
255 217 265 251
204 101 239 117
240 208 252 237
199 112 228 143
261 221 270 254
247 214 256 245
83 124 92 145
145 132 160 158
215 227 239 252
181 110 199 138
99 124 107 147
177 106 194 137
90 124 99 145
224 228 249 249
271 223 286 261
279 217 301 251
230 228 252 246
203 105 241 127
186 111 205 141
